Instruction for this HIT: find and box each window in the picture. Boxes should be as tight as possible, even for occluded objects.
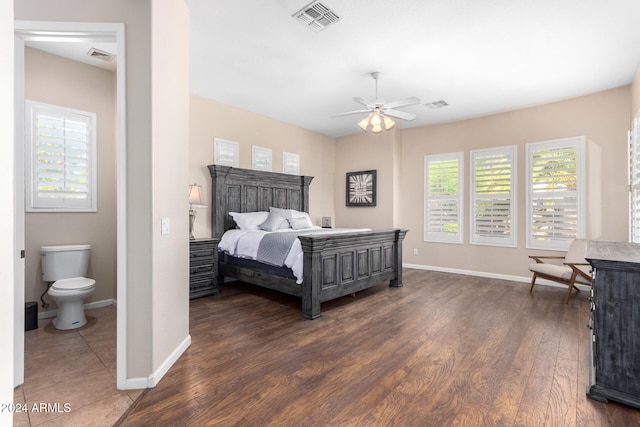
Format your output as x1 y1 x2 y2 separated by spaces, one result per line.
629 119 640 243
470 146 517 247
26 101 97 212
526 136 585 250
424 152 463 243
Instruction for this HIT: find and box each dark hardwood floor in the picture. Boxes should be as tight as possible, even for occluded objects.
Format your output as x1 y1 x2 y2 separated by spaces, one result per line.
117 269 640 426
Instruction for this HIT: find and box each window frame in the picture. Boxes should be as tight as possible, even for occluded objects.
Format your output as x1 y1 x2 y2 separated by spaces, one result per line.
424 152 464 244
470 145 517 247
25 100 97 212
525 136 585 251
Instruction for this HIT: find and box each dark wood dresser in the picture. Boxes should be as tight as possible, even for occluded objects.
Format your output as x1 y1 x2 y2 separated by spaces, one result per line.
586 240 640 408
189 237 220 299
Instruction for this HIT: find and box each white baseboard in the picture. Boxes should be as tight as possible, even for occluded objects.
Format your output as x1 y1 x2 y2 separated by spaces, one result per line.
402 263 590 291
120 376 150 390
147 334 191 388
37 298 117 319
117 334 192 390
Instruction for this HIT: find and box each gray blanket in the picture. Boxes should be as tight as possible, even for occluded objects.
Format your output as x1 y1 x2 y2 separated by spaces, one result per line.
256 232 301 267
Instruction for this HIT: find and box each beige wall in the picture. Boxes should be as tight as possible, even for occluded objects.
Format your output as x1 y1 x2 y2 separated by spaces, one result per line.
397 86 631 279
24 47 117 311
632 68 640 119
189 94 336 236
151 0 190 374
333 128 402 229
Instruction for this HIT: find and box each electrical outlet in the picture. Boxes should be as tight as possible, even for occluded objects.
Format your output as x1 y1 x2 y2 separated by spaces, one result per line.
413 248 418 255
161 218 170 235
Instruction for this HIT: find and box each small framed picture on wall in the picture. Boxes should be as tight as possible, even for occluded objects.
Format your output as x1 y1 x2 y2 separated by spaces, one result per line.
214 137 239 167
252 145 272 171
282 152 300 175
346 170 377 207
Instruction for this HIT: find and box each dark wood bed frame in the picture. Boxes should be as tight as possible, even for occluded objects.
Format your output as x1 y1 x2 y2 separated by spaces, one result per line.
208 165 408 319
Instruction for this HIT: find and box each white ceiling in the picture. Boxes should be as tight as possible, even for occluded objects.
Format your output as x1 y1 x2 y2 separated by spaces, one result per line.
26 1 640 138
26 40 117 72
186 0 640 137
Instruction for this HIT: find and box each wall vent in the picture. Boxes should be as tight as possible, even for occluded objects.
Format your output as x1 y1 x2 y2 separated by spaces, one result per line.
87 47 114 62
425 100 449 109
293 1 341 32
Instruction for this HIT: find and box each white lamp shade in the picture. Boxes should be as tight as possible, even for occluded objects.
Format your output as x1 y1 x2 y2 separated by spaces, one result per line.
358 113 373 131
383 115 395 130
188 184 207 208
370 112 382 126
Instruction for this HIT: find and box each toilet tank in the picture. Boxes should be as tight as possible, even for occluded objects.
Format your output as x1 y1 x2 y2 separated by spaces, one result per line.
41 245 91 282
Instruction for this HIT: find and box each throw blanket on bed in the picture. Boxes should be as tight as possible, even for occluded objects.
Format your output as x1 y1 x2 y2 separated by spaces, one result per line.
256 232 301 267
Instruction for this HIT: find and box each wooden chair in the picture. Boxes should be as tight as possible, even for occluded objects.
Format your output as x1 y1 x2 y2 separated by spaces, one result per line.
528 239 592 304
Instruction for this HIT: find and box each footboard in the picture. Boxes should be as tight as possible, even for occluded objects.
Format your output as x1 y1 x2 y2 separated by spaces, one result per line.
298 228 408 319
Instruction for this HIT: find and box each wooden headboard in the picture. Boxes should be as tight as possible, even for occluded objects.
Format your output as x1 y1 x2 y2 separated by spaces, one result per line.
208 165 314 238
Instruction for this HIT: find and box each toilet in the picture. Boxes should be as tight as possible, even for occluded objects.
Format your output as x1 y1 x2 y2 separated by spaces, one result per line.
41 245 96 330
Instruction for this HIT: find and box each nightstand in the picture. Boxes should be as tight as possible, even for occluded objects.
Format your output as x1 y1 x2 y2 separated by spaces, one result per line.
189 237 220 299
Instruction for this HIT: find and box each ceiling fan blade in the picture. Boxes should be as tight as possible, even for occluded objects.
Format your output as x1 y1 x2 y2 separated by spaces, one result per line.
384 96 421 109
385 109 416 121
331 109 371 118
353 97 375 108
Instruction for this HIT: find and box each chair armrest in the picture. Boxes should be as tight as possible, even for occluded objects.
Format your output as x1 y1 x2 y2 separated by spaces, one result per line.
565 262 592 281
529 255 564 264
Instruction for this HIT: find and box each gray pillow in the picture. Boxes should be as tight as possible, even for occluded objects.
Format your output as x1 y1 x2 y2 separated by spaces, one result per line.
259 211 287 231
269 207 294 219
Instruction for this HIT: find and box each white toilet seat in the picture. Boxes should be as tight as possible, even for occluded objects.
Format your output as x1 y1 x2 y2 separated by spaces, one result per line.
52 277 96 291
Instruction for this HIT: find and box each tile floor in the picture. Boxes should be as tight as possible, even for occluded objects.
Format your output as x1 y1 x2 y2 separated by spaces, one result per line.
13 305 142 426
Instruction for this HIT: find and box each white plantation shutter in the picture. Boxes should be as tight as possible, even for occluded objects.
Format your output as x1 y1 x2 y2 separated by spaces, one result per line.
526 137 585 250
629 119 640 243
424 152 463 243
26 101 97 212
471 146 516 247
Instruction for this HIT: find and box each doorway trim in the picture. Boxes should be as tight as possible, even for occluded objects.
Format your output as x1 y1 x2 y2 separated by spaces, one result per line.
14 20 129 389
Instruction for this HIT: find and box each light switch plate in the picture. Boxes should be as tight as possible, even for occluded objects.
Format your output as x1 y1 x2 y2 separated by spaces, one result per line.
161 217 170 235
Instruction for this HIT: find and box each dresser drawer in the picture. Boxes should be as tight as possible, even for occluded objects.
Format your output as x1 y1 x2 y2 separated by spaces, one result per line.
190 263 214 275
190 256 214 267
189 277 218 299
189 238 219 299
190 246 215 259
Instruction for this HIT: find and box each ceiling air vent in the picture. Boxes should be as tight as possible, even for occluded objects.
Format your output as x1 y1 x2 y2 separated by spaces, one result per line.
293 1 341 32
87 47 115 62
425 100 449 109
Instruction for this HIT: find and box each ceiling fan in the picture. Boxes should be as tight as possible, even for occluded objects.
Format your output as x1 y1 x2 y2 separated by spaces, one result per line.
332 72 421 133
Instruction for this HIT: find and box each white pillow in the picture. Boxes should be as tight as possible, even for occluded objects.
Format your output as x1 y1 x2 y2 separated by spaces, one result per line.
288 215 314 230
229 211 269 230
259 211 287 232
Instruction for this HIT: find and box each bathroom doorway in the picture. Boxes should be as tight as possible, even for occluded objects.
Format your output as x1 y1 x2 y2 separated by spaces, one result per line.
14 21 127 389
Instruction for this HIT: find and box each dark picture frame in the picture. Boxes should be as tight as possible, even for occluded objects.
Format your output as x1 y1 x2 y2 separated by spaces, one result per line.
346 170 377 207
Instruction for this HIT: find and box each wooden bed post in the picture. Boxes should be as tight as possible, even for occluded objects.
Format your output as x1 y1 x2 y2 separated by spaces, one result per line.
300 237 326 320
390 229 408 287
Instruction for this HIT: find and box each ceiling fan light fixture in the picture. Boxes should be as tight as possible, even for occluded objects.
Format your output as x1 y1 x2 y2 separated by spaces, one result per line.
383 115 395 130
370 111 382 127
332 72 418 133
358 113 373 131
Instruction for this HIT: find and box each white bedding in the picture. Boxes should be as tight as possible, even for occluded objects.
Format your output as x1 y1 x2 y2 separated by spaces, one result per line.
218 227 371 284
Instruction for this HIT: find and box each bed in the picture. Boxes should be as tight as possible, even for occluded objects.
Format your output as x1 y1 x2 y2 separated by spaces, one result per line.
208 165 408 319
